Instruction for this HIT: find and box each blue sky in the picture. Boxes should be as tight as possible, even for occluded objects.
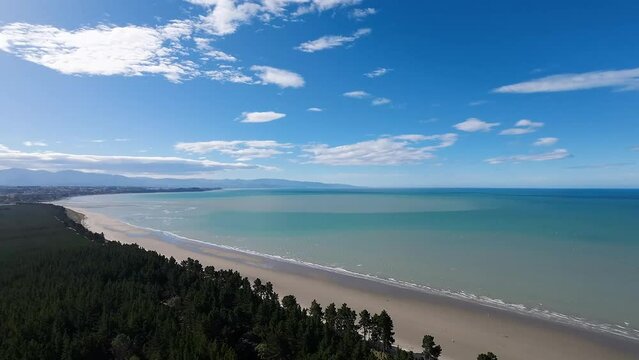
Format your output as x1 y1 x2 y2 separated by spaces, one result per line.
0 0 638 187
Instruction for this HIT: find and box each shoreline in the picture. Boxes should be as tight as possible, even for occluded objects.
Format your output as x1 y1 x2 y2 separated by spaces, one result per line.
67 206 639 360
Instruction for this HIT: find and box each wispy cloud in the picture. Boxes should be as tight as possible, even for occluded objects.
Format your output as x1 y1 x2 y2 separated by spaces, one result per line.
239 111 286 123
344 90 390 106
343 90 370 98
294 0 363 15
485 149 571 164
350 7 377 19
205 50 238 62
0 144 257 176
534 137 559 146
206 65 255 84
175 140 292 161
303 133 457 166
468 100 487 106
364 67 390 78
296 28 371 53
251 65 305 88
23 141 47 147
307 107 323 112
495 67 639 93
453 118 499 132
371 97 391 106
500 119 544 135
189 0 363 33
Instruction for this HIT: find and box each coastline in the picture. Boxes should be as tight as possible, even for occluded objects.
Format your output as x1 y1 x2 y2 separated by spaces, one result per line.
67 206 639 360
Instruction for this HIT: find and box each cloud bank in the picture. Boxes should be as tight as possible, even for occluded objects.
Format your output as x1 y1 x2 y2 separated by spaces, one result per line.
0 144 257 176
175 140 292 160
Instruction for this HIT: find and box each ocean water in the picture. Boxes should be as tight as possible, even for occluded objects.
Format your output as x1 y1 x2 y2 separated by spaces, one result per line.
58 189 639 340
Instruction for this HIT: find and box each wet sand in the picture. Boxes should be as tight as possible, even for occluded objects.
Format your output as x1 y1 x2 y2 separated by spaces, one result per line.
69 207 639 360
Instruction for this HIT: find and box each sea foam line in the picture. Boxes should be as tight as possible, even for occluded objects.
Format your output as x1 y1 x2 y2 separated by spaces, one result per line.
92 215 639 343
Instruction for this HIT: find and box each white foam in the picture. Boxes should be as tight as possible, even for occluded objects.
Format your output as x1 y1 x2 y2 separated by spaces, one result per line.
111 219 639 342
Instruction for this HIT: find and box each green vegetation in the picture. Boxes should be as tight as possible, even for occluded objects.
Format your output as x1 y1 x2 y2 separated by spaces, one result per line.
477 353 498 360
0 204 497 360
421 335 442 359
0 186 215 205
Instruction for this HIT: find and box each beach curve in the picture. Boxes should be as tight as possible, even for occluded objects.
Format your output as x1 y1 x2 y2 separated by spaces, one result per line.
66 206 639 360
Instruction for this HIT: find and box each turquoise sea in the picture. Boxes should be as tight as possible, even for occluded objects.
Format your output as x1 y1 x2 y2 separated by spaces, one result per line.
59 189 639 340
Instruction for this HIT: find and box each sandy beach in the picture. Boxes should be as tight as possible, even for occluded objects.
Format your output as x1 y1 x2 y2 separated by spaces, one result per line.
68 206 639 360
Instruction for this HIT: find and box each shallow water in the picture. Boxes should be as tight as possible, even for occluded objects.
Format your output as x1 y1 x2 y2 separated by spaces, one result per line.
58 188 639 339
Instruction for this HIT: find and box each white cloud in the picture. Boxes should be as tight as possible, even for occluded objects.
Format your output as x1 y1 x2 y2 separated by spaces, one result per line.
205 49 238 61
0 22 196 82
206 65 255 84
23 141 47 147
453 118 499 132
194 37 212 49
534 137 559 146
343 90 370 98
351 7 377 19
307 107 323 112
114 138 130 142
485 149 571 165
494 67 639 93
198 0 262 36
175 139 292 161
296 28 371 53
193 35 237 61
190 0 361 35
295 0 362 14
250 65 305 88
239 111 286 123
500 119 544 135
364 67 390 78
371 97 391 106
185 0 218 6
303 133 457 166
344 90 390 106
0 144 257 176
309 0 362 11
0 1 363 83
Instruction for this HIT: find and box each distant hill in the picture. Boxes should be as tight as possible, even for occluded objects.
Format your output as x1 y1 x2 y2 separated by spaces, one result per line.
0 168 355 189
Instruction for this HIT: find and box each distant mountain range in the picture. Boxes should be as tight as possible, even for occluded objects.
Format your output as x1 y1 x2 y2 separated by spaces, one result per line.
0 169 355 189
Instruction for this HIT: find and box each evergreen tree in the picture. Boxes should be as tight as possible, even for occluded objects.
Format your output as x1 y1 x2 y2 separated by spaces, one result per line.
309 300 323 320
325 303 337 329
374 310 395 354
358 309 372 341
421 334 442 359
336 303 358 334
477 352 498 360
